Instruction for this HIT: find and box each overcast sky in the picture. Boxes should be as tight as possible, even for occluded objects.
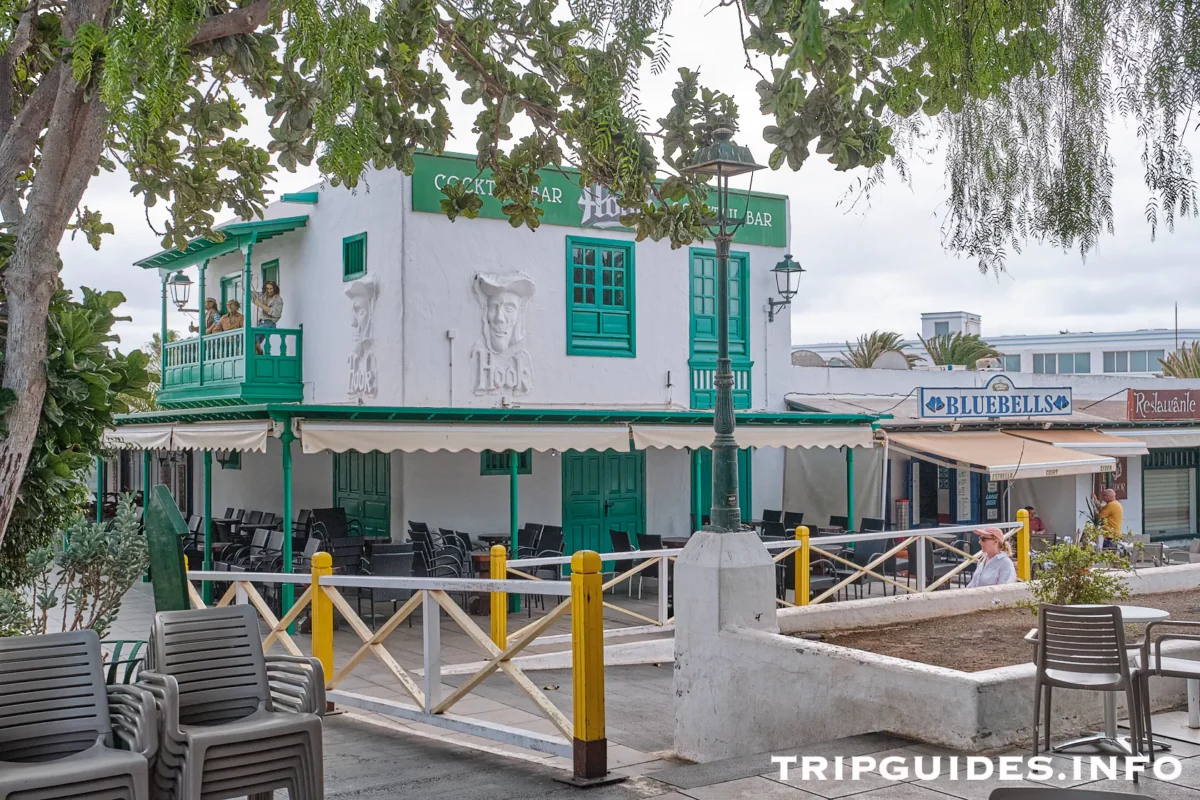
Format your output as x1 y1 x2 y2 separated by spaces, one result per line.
58 6 1200 354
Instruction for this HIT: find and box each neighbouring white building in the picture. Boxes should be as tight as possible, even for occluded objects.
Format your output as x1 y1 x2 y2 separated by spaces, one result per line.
797 310 1200 376
102 151 881 558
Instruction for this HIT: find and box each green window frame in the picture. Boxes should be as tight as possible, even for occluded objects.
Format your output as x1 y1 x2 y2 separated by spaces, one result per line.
343 232 367 281
565 236 635 357
261 259 279 287
219 273 242 314
688 247 748 359
481 449 533 475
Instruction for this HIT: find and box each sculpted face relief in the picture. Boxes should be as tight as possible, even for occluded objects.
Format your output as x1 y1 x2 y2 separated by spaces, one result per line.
472 272 535 396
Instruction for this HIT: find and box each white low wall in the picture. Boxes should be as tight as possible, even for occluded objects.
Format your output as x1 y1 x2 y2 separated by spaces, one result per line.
675 562 1200 760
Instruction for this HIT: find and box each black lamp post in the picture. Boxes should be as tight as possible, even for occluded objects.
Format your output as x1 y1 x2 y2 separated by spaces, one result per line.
682 129 764 532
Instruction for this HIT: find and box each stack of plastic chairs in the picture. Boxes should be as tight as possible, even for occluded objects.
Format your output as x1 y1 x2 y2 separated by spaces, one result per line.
0 630 157 799
138 605 325 800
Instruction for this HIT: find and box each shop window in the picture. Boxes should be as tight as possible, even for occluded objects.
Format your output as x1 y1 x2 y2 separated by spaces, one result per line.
480 449 533 475
565 237 635 357
1103 349 1166 373
343 232 367 281
1034 352 1090 374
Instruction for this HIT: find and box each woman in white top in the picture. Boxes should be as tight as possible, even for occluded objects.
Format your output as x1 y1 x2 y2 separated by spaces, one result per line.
968 526 1017 588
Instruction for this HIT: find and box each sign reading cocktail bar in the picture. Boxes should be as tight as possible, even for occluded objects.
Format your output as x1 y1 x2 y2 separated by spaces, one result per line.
1127 388 1200 421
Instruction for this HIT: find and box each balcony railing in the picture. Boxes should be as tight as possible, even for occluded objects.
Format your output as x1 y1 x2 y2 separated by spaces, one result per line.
689 361 752 410
158 327 303 406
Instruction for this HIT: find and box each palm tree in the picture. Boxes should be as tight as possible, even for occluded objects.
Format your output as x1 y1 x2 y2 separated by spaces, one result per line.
841 331 921 368
919 332 1001 369
1160 341 1200 378
125 330 181 412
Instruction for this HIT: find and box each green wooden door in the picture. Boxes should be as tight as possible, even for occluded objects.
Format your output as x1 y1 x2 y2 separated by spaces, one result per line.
691 447 753 528
333 450 390 538
562 450 645 555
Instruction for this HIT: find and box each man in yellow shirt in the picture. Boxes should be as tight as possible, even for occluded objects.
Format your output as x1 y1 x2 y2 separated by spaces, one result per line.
1097 488 1124 541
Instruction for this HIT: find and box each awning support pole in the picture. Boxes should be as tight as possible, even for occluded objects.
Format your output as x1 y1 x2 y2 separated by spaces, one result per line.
281 422 296 627
509 450 520 613
202 450 213 604
692 449 703 533
846 446 855 531
241 238 255 374
880 439 889 518
142 450 151 519
95 455 104 523
159 274 167 380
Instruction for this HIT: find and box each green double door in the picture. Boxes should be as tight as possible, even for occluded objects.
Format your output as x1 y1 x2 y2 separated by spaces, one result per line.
562 450 645 555
333 450 390 538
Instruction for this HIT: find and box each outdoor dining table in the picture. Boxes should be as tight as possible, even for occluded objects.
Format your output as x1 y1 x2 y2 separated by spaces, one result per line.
662 536 691 549
1050 603 1172 755
476 533 513 548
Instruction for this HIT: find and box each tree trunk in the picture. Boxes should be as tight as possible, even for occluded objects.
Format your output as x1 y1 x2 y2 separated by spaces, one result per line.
0 68 107 549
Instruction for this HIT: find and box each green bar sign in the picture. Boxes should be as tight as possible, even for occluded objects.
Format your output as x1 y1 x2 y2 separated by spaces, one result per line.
410 152 787 248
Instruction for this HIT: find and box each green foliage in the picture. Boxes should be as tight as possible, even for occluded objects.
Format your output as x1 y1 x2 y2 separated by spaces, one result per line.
0 495 148 638
1026 523 1132 608
0 255 153 588
841 331 921 368
1160 341 1200 378
919 333 1001 369
128 330 180 413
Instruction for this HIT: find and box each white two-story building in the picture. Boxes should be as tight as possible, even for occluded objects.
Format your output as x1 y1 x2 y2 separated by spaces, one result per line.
104 152 878 559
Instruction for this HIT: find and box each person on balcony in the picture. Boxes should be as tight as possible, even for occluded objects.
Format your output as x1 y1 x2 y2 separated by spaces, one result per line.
193 297 221 334
251 280 283 354
209 299 244 333
967 526 1017 588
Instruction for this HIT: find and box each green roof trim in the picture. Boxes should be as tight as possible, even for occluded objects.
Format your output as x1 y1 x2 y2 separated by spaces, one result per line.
134 216 309 271
114 403 884 428
281 192 319 204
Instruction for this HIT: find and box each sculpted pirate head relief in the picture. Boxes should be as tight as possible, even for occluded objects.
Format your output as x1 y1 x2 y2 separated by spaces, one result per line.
472 272 535 395
345 274 378 399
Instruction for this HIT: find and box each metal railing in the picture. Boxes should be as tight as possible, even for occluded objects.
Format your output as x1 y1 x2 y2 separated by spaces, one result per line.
185 550 610 782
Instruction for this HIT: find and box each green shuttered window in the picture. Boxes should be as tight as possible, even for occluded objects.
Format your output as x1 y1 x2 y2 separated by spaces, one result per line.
343 233 367 281
480 449 533 475
565 237 635 357
688 247 751 409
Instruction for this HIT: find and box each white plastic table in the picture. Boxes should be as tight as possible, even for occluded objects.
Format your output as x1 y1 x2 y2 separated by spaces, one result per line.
1052 604 1170 755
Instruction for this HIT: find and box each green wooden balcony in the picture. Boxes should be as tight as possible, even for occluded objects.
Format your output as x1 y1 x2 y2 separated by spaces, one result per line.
157 327 303 407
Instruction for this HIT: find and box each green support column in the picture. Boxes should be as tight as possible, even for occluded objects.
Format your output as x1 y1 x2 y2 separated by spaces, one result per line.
281 423 296 624
202 450 213 604
241 240 255 373
509 450 520 613
142 450 151 517
692 449 703 532
95 455 104 522
846 446 856 531
198 259 208 385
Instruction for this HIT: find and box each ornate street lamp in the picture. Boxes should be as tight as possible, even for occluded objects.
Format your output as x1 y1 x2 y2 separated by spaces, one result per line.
682 129 764 532
167 270 193 311
767 254 804 322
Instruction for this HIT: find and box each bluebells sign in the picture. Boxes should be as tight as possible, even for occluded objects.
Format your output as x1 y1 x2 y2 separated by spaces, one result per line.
920 375 1073 419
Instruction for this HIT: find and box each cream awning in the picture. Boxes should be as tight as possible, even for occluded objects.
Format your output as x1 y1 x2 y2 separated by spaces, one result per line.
630 424 875 451
1004 429 1149 457
1106 428 1200 449
170 421 273 453
102 424 173 450
298 421 631 454
887 431 1116 480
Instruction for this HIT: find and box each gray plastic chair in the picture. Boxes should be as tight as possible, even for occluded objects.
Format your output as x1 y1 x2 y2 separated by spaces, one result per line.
0 630 157 800
138 605 324 800
1032 604 1142 758
1134 619 1200 761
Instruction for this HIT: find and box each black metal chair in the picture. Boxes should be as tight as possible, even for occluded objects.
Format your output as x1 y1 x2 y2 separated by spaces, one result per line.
608 529 637 595
360 552 417 630
835 538 893 598
828 515 849 530
782 511 804 530
527 526 566 613
515 523 542 559
410 530 461 578
760 520 786 538
860 517 886 532
762 509 782 523
632 532 662 599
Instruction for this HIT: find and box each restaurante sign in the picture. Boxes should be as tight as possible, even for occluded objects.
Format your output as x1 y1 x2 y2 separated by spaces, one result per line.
919 375 1073 419
1127 388 1200 421
410 152 788 248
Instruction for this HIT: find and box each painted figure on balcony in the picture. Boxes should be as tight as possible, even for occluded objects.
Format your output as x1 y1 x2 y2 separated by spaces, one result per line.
472 272 535 396
345 274 378 399
252 280 283 354
191 297 221 334
209 300 244 333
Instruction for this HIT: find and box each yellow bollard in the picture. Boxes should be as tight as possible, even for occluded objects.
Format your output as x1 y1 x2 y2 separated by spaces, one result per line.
795 526 810 606
571 550 607 782
310 552 334 692
1016 509 1031 581
490 545 507 648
